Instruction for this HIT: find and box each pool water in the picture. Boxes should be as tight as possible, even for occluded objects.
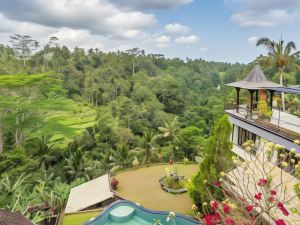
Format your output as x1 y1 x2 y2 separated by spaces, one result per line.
84 200 201 225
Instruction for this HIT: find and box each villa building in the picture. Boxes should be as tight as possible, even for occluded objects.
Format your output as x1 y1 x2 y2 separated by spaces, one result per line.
225 64 300 165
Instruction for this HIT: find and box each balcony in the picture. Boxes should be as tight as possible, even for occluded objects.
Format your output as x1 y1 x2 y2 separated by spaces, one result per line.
225 104 300 141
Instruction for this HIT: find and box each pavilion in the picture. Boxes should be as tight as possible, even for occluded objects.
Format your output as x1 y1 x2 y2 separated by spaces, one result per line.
226 64 283 112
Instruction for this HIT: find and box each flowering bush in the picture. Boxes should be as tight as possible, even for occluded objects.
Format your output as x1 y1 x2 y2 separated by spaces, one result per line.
111 177 119 190
196 141 300 225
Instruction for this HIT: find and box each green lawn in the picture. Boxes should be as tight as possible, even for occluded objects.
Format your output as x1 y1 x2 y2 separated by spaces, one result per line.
115 163 199 215
62 210 101 225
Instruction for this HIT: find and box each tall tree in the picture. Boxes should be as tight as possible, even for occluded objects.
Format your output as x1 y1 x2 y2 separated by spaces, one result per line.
126 47 143 75
135 130 160 165
256 37 300 110
188 115 233 209
9 34 35 66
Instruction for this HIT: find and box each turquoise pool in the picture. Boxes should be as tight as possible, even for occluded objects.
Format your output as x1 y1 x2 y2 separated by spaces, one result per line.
84 200 201 225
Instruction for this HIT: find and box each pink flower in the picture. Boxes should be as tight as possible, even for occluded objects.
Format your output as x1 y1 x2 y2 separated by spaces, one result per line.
213 181 221 187
270 190 277 196
269 196 275 203
277 202 289 216
254 192 262 200
210 201 219 211
257 178 268 186
225 217 235 225
275 219 286 225
223 204 230 213
245 205 253 213
203 213 220 225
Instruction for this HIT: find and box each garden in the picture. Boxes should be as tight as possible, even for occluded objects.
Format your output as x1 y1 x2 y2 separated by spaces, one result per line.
114 163 199 215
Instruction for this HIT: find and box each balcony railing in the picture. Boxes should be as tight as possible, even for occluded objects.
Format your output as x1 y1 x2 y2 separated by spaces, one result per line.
225 103 300 141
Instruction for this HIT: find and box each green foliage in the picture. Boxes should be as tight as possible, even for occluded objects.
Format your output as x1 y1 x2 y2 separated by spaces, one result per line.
258 100 272 120
188 115 233 209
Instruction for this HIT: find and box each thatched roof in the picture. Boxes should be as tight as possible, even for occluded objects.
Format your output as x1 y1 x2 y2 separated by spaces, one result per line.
65 174 114 214
0 209 34 225
226 64 283 90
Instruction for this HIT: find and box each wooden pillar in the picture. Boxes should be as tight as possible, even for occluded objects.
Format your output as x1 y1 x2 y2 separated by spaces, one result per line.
249 90 254 118
270 90 274 110
236 88 240 112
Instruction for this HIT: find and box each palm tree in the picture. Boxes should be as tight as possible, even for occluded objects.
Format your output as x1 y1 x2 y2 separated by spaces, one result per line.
135 130 160 165
64 147 92 182
111 144 135 169
155 117 180 143
256 37 300 110
28 134 57 170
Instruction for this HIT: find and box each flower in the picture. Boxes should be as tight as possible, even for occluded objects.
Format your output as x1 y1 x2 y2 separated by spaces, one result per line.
223 204 231 213
275 144 284 150
294 140 300 145
203 180 207 184
257 178 268 186
167 212 175 221
291 159 295 164
269 196 275 203
225 217 235 225
279 153 285 158
254 192 262 200
277 202 289 216
220 171 225 177
203 202 208 207
281 162 288 168
296 153 300 158
275 219 286 225
203 213 220 225
213 181 221 187
290 148 296 154
192 204 197 210
210 201 219 210
245 146 252 152
245 205 253 213
270 190 277 196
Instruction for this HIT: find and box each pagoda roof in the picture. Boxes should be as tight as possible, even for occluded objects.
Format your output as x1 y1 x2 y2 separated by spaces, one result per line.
226 64 283 90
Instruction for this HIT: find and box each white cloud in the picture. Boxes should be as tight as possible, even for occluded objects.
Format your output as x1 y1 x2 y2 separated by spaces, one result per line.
175 35 198 44
247 36 258 44
231 9 299 27
0 0 156 38
111 0 193 10
199 46 208 52
155 35 171 48
228 0 300 28
164 23 190 34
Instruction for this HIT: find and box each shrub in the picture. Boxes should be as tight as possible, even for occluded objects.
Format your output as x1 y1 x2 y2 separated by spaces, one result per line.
111 178 119 190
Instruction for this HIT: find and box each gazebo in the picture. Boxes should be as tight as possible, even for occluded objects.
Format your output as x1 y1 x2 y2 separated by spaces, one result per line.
226 64 282 113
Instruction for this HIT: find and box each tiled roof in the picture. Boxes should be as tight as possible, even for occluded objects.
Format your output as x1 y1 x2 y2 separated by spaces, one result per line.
226 64 283 90
0 209 34 225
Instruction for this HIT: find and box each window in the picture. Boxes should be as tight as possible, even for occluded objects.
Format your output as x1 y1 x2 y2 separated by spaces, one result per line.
237 127 257 146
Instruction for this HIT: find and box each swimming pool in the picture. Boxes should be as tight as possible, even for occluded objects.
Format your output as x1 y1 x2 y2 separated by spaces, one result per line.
84 200 201 225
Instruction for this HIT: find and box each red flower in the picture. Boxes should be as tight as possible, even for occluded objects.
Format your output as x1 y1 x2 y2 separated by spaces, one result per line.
203 213 220 225
213 181 221 187
257 178 268 186
254 192 262 200
277 202 289 216
275 219 286 225
269 196 275 203
245 205 253 213
225 217 235 225
211 201 219 211
223 204 230 213
270 190 277 196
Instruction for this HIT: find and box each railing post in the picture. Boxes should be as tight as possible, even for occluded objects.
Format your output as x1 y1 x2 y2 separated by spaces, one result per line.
236 88 240 113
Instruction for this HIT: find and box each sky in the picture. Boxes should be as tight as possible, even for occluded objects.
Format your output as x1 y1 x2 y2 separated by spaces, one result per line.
0 0 299 63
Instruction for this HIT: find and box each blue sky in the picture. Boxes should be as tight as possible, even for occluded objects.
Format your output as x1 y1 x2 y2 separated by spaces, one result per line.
0 0 299 63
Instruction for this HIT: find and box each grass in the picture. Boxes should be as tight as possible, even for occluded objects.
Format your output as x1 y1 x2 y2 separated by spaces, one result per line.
114 163 199 215
62 210 101 225
0 74 97 147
